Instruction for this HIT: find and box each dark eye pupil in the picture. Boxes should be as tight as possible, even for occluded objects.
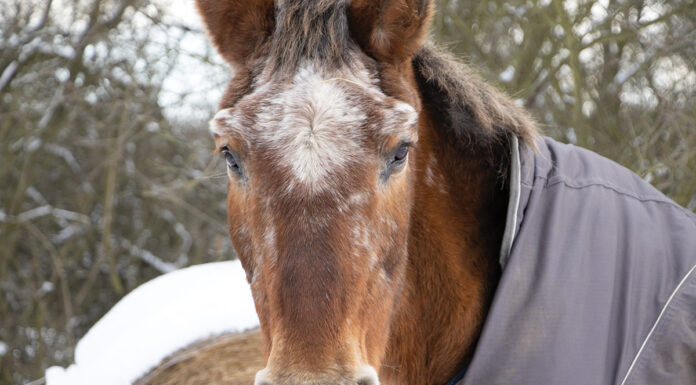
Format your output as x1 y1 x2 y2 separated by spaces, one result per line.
394 146 409 162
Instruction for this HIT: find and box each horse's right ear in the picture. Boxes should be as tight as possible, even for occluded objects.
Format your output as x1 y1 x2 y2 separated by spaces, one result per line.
195 0 275 68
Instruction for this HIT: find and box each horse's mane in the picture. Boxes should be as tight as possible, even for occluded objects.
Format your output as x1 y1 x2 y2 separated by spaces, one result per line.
413 44 539 159
269 0 353 74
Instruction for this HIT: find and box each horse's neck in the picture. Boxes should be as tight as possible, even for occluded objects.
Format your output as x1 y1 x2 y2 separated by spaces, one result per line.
383 107 508 385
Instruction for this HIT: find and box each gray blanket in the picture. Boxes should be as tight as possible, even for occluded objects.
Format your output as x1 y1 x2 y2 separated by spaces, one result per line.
459 137 696 385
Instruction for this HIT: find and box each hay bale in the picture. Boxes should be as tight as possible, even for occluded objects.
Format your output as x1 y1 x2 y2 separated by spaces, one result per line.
136 329 265 385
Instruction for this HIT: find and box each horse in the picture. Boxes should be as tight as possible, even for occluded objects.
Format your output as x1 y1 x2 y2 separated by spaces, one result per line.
181 1 696 385
192 0 535 384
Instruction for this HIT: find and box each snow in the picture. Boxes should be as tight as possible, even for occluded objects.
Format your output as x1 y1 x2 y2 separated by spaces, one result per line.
45 260 259 385
499 66 515 83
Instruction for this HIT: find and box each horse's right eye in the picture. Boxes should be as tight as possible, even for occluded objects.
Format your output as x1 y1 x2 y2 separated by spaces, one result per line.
221 147 242 174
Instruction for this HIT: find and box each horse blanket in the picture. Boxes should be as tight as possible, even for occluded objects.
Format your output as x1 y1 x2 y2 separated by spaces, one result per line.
459 136 696 385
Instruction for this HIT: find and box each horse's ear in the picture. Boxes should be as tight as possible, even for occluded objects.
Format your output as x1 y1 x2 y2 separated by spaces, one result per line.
195 0 275 67
348 0 432 63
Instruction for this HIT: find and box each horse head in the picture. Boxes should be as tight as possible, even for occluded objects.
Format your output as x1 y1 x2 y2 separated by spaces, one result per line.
196 1 433 384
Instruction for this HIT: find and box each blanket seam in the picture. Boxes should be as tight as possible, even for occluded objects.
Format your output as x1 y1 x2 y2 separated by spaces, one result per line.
529 175 696 226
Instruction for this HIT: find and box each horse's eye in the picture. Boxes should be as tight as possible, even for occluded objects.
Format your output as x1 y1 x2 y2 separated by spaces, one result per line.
393 144 409 164
221 147 241 174
380 143 411 181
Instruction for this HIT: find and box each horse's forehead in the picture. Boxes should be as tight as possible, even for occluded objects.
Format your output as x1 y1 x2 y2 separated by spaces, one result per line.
259 66 371 187
211 63 417 189
252 62 381 122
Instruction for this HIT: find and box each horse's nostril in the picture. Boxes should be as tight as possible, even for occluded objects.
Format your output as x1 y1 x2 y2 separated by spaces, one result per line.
355 365 380 385
356 376 378 385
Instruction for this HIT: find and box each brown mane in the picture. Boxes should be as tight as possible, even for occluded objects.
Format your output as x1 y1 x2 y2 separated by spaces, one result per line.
413 44 539 168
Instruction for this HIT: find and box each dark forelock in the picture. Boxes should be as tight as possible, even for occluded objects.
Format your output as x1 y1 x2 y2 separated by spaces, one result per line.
268 0 354 75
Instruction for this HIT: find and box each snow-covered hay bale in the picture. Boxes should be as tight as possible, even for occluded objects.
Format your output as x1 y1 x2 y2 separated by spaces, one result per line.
45 261 260 385
135 329 264 385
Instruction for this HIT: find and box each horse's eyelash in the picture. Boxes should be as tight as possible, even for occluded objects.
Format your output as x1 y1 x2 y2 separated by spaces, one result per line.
213 146 229 155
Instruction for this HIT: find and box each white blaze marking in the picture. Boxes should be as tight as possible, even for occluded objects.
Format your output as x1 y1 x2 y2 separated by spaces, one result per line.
256 64 368 189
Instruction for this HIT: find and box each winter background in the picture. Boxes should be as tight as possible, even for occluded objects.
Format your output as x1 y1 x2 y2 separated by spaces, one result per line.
1 0 695 384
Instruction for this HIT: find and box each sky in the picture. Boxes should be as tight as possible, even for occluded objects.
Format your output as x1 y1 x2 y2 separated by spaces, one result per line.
153 0 231 123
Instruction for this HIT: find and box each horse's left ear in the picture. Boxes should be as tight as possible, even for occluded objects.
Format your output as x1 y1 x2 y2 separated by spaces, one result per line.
348 0 433 64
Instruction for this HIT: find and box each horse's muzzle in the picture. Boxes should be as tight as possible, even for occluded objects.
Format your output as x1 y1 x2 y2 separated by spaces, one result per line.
254 365 380 385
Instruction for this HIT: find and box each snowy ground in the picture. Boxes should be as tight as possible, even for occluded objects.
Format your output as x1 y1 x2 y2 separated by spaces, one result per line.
45 260 259 385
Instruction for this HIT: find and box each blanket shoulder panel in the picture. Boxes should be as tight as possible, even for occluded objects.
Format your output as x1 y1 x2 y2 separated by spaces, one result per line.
462 137 696 385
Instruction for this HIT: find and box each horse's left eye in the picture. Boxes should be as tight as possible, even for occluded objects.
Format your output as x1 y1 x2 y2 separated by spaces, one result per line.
381 143 411 181
393 145 409 163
